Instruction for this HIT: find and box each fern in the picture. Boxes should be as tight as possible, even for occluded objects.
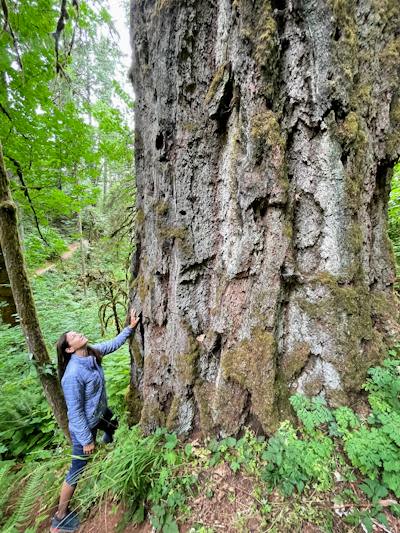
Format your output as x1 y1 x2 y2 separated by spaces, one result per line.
3 464 44 531
0 462 15 522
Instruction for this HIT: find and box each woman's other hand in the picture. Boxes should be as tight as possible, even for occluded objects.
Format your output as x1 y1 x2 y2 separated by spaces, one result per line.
130 309 140 328
83 442 95 455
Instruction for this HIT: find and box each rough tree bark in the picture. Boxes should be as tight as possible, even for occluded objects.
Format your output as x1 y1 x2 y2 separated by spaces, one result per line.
0 142 70 439
129 0 400 436
0 243 17 325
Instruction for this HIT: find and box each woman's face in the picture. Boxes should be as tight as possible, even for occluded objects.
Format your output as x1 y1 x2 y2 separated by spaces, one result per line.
65 331 88 353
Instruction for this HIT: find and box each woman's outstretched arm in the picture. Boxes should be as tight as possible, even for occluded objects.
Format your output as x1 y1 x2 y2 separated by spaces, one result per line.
91 309 140 356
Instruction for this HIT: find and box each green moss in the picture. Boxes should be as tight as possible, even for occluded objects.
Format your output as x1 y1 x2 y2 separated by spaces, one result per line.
251 110 284 150
236 1 279 98
213 379 248 436
130 336 143 369
135 208 145 228
254 4 277 67
132 274 154 302
182 122 197 132
328 0 357 84
159 225 192 255
175 336 199 386
337 112 366 148
297 273 386 391
347 221 363 252
155 200 169 216
193 382 215 435
380 37 400 70
166 395 180 431
125 385 143 427
283 220 293 240
205 63 228 104
140 398 165 434
281 342 311 380
371 290 399 324
390 99 400 123
221 327 278 433
159 226 187 240
350 83 372 112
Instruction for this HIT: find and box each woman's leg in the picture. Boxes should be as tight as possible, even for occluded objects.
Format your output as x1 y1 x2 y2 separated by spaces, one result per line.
51 434 92 531
54 481 76 519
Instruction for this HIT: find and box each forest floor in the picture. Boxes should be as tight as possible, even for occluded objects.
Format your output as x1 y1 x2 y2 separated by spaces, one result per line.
34 478 400 533
33 458 400 533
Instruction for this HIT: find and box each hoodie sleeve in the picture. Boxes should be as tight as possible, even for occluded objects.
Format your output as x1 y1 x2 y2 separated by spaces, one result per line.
91 325 135 357
62 374 93 446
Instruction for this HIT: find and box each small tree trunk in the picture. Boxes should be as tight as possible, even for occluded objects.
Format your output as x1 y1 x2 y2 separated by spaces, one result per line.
0 142 70 439
103 159 108 207
0 243 17 326
78 211 87 297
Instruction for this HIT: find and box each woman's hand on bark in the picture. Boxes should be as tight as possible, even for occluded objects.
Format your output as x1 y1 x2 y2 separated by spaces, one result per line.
130 309 140 328
83 442 95 455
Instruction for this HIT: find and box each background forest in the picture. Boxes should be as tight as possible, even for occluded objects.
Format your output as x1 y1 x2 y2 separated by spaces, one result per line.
1 1 400 532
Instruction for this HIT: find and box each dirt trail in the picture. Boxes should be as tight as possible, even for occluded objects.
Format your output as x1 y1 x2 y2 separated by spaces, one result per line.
35 241 85 276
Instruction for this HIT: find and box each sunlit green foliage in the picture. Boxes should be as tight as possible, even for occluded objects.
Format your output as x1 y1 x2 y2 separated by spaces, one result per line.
0 0 134 266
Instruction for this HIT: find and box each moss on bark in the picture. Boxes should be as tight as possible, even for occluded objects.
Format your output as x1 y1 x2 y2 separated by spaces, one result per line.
221 328 278 433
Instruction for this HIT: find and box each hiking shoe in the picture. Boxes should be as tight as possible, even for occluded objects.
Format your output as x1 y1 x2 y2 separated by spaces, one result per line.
50 509 80 532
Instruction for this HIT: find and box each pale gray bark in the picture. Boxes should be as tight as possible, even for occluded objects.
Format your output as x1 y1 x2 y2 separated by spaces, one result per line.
129 0 400 436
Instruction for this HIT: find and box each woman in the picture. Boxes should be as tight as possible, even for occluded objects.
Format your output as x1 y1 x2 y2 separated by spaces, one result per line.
50 309 140 533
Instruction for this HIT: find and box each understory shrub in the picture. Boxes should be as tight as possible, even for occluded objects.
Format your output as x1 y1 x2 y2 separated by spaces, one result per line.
261 420 334 495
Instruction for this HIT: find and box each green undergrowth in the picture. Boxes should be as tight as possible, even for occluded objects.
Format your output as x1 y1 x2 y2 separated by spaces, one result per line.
1 347 400 532
0 252 130 459
23 225 70 271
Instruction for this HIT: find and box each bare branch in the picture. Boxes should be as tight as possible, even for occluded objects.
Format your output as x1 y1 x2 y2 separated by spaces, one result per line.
1 0 23 71
5 154 49 245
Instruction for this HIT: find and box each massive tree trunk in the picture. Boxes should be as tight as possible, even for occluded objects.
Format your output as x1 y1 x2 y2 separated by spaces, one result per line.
0 243 17 325
129 0 400 436
0 143 70 439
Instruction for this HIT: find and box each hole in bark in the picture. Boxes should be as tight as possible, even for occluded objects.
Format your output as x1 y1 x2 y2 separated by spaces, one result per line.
271 0 286 10
334 27 341 41
179 210 186 215
212 334 222 360
250 197 268 219
215 77 234 132
163 391 173 415
156 132 164 150
271 0 286 34
331 98 347 120
185 82 196 94
281 37 290 53
376 160 390 191
340 151 348 167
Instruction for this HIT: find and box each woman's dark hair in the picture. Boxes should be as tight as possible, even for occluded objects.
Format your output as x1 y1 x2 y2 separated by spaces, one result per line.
56 332 102 382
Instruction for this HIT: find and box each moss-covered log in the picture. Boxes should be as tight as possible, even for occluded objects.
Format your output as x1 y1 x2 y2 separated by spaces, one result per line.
129 0 400 436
